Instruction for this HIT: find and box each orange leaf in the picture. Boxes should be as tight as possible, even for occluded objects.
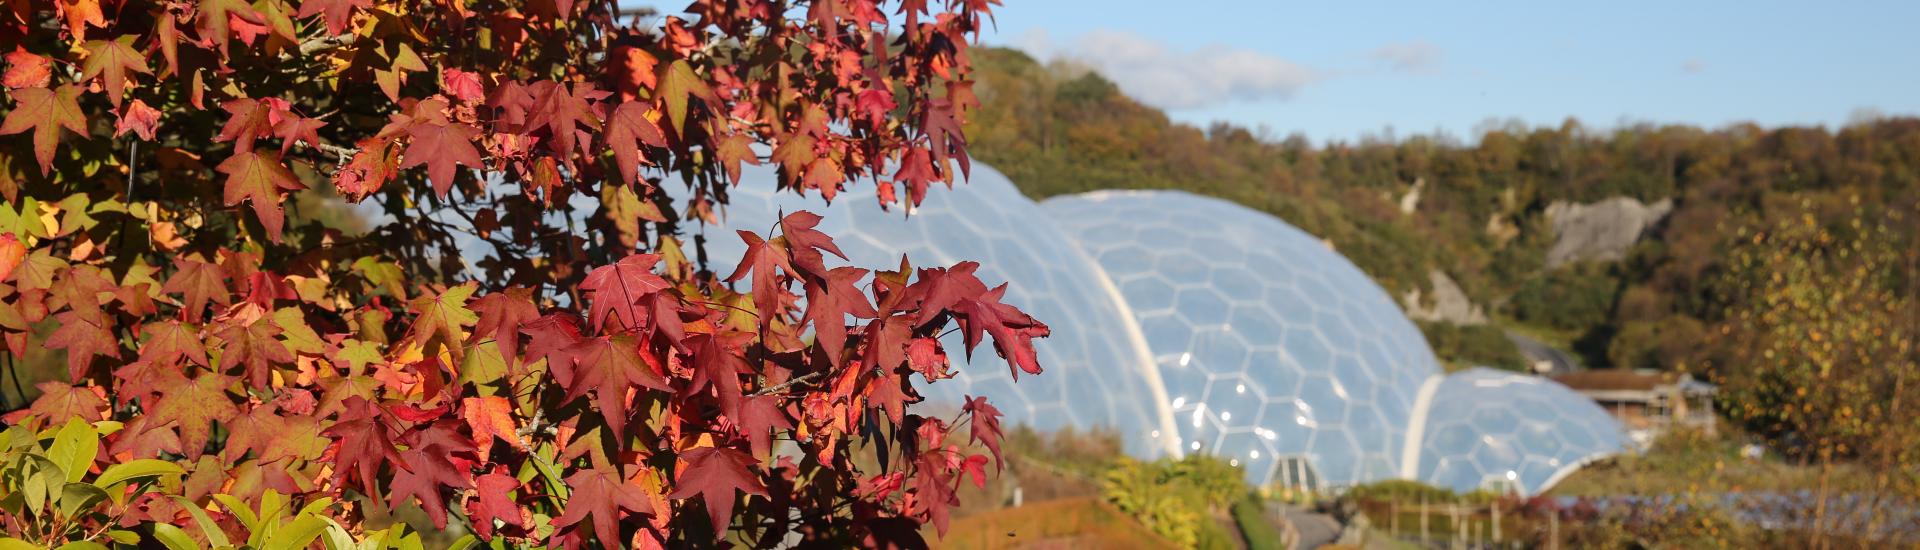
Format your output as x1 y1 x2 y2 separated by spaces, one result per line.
461 396 521 455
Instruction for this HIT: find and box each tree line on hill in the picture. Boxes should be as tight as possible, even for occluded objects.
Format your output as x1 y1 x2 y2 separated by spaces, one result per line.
963 47 1917 379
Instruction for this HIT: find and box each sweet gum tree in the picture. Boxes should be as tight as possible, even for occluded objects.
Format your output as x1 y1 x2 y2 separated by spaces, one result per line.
0 0 1039 547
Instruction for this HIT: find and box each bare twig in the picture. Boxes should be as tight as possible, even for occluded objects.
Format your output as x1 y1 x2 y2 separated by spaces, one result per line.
752 371 826 396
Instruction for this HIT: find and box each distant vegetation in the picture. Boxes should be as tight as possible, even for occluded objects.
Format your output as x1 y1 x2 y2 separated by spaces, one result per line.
965 47 1919 376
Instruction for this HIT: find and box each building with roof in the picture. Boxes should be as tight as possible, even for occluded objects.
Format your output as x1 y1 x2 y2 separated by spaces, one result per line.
1553 369 1718 446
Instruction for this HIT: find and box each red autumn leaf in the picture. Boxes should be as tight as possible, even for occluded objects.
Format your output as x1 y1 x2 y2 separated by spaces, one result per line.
442 68 487 103
322 397 409 494
0 233 22 282
726 230 794 319
668 446 768 538
161 258 229 323
688 331 750 419
578 253 669 333
273 115 327 155
558 334 668 437
216 316 296 389
150 372 240 460
216 150 305 242
467 467 526 541
388 419 477 529
45 311 116 380
962 395 1005 468
114 99 162 140
952 285 1051 378
22 381 106 424
2 49 50 89
401 118 484 197
460 395 520 455
804 266 875 369
551 464 653 541
733 394 792 459
0 85 88 174
604 101 666 188
214 98 273 154
468 286 538 367
138 320 210 367
906 337 948 381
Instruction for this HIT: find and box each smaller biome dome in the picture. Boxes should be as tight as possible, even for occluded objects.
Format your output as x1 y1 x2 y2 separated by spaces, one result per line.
1411 368 1628 495
692 164 1175 456
1043 190 1443 488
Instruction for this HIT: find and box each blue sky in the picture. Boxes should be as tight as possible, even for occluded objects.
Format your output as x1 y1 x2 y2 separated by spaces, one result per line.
978 1 1920 143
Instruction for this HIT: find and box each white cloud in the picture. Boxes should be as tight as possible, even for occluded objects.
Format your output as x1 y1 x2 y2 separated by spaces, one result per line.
1369 41 1443 73
1052 30 1319 111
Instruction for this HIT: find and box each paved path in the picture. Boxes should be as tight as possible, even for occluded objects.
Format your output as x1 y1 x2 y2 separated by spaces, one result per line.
1271 503 1341 549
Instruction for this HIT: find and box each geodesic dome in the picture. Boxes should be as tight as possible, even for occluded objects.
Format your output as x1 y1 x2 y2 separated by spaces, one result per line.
697 164 1626 495
691 164 1177 456
1409 368 1628 494
1041 190 1444 488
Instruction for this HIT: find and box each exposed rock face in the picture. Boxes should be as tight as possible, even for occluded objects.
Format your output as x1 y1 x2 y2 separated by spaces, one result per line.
1544 197 1674 267
1402 269 1487 325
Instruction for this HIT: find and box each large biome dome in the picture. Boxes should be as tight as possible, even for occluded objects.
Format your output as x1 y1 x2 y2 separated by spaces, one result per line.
696 163 1626 495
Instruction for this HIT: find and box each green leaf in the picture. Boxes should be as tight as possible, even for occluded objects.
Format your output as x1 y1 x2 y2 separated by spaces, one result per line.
401 281 478 362
212 493 263 545
46 417 98 482
169 495 233 548
57 482 107 519
54 541 110 550
444 535 479 550
0 538 41 550
273 307 325 355
93 458 185 488
151 524 201 550
105 530 141 545
265 513 329 550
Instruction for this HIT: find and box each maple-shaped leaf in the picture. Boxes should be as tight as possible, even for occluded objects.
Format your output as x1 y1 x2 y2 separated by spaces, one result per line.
725 230 792 320
401 282 478 362
468 286 538 367
962 396 1005 468
713 132 758 184
805 266 875 369
294 0 370 36
560 334 669 437
521 312 586 369
460 395 520 456
272 115 326 155
604 101 665 187
58 0 107 42
733 394 793 459
323 397 408 494
197 0 264 54
389 419 477 529
216 316 295 389
150 372 239 460
23 381 106 423
952 285 1051 378
214 98 272 154
80 38 150 107
0 85 87 174
222 405 323 463
656 59 715 134
552 464 653 541
138 320 210 367
524 80 602 158
910 262 990 326
688 331 751 419
45 310 116 381
162 258 229 323
3 49 51 89
401 119 484 196
578 254 669 333
911 454 959 536
216 150 304 242
669 446 768 538
780 211 847 278
468 467 526 541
